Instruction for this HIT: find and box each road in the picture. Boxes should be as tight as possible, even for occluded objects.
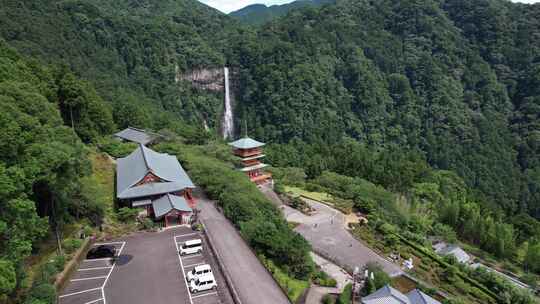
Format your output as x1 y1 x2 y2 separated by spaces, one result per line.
196 193 290 304
261 185 402 277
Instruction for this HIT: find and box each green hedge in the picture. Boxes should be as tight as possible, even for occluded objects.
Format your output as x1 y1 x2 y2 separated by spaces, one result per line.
157 143 314 279
336 283 352 304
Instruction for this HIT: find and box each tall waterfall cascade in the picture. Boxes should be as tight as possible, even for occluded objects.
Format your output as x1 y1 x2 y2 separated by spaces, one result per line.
222 67 234 139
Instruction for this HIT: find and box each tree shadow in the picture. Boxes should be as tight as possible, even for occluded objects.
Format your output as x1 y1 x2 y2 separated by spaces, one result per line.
114 254 134 266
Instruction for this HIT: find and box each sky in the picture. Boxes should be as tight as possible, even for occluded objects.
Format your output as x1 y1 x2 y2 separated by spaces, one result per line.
198 0 296 13
198 0 539 14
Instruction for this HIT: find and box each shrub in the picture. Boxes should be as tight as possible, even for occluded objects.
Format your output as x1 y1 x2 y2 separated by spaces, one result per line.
117 207 139 222
53 255 66 272
140 218 155 230
63 238 83 254
336 283 352 304
29 283 56 304
313 269 337 287
0 259 16 295
322 294 335 304
97 137 137 158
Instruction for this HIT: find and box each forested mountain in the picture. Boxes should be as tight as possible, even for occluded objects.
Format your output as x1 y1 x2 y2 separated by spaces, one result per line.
225 0 540 221
229 0 335 25
0 0 537 225
0 0 540 297
0 0 237 134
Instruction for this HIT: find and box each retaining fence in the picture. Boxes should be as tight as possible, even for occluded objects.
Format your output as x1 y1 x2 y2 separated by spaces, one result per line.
200 218 243 304
54 237 94 292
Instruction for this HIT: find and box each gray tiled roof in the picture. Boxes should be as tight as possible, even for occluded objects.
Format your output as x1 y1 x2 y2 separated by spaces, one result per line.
114 127 157 145
362 285 441 304
437 245 470 263
116 144 195 199
118 181 188 200
228 137 265 149
152 194 192 218
362 285 411 304
406 290 441 304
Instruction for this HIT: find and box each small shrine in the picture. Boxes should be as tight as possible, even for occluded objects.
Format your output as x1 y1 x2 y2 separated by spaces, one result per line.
229 137 272 184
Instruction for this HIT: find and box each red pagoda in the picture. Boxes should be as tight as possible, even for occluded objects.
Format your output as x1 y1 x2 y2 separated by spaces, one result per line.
229 137 272 184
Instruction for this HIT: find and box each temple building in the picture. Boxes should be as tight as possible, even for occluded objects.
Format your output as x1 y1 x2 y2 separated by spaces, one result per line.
116 144 196 226
361 285 441 304
114 127 161 146
229 137 272 184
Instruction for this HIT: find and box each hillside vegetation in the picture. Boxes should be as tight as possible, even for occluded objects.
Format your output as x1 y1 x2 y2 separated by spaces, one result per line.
0 0 539 303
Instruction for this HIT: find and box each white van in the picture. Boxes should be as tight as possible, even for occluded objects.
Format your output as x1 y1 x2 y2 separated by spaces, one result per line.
179 239 202 256
189 273 217 293
187 264 213 282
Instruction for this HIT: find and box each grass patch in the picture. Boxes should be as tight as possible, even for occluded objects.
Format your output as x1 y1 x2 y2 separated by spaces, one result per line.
284 186 353 214
260 255 310 303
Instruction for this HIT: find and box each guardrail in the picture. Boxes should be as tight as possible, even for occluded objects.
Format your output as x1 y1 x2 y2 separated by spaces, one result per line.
54 237 94 293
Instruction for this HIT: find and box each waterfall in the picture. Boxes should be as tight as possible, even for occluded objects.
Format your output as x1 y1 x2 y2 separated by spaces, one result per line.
222 67 234 139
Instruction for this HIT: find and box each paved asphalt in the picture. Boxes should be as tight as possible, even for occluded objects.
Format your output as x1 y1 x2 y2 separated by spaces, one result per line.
197 194 290 304
59 227 233 304
261 186 403 277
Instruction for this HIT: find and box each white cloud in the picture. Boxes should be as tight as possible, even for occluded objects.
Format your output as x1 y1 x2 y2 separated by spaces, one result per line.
199 0 540 14
198 0 297 13
510 0 540 3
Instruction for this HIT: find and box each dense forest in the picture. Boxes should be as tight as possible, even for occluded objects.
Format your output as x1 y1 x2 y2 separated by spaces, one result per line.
229 0 335 25
0 40 114 302
229 0 540 222
0 0 539 302
1 0 538 219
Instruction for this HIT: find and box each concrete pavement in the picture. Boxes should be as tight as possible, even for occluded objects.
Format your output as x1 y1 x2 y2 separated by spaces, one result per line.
261 186 402 277
197 195 290 304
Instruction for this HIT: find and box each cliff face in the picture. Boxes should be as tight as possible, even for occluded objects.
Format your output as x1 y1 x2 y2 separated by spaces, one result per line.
176 66 224 91
177 66 239 137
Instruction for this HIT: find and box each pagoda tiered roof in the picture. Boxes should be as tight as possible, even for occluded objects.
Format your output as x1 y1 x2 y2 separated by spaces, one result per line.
228 137 265 149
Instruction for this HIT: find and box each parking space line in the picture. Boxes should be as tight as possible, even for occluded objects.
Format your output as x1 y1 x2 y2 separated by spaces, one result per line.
84 257 112 262
59 287 102 298
174 236 194 304
192 292 218 299
184 262 205 268
94 242 125 246
174 232 199 239
102 241 126 304
83 298 103 304
182 254 202 259
78 266 112 271
71 276 107 282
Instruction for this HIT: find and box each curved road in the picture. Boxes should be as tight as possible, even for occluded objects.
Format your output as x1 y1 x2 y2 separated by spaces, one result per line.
261 186 402 277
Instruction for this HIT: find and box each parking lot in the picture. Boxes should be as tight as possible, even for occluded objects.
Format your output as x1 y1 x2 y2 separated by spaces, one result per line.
174 232 230 304
58 242 125 304
58 227 232 304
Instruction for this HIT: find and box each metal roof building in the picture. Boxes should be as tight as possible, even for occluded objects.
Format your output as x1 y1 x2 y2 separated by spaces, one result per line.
114 127 159 146
152 194 192 218
361 285 441 304
435 244 471 264
116 144 195 200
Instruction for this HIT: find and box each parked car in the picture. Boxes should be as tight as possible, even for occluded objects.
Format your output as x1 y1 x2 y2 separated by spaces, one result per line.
179 239 202 256
86 245 116 259
187 264 213 282
189 273 217 293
